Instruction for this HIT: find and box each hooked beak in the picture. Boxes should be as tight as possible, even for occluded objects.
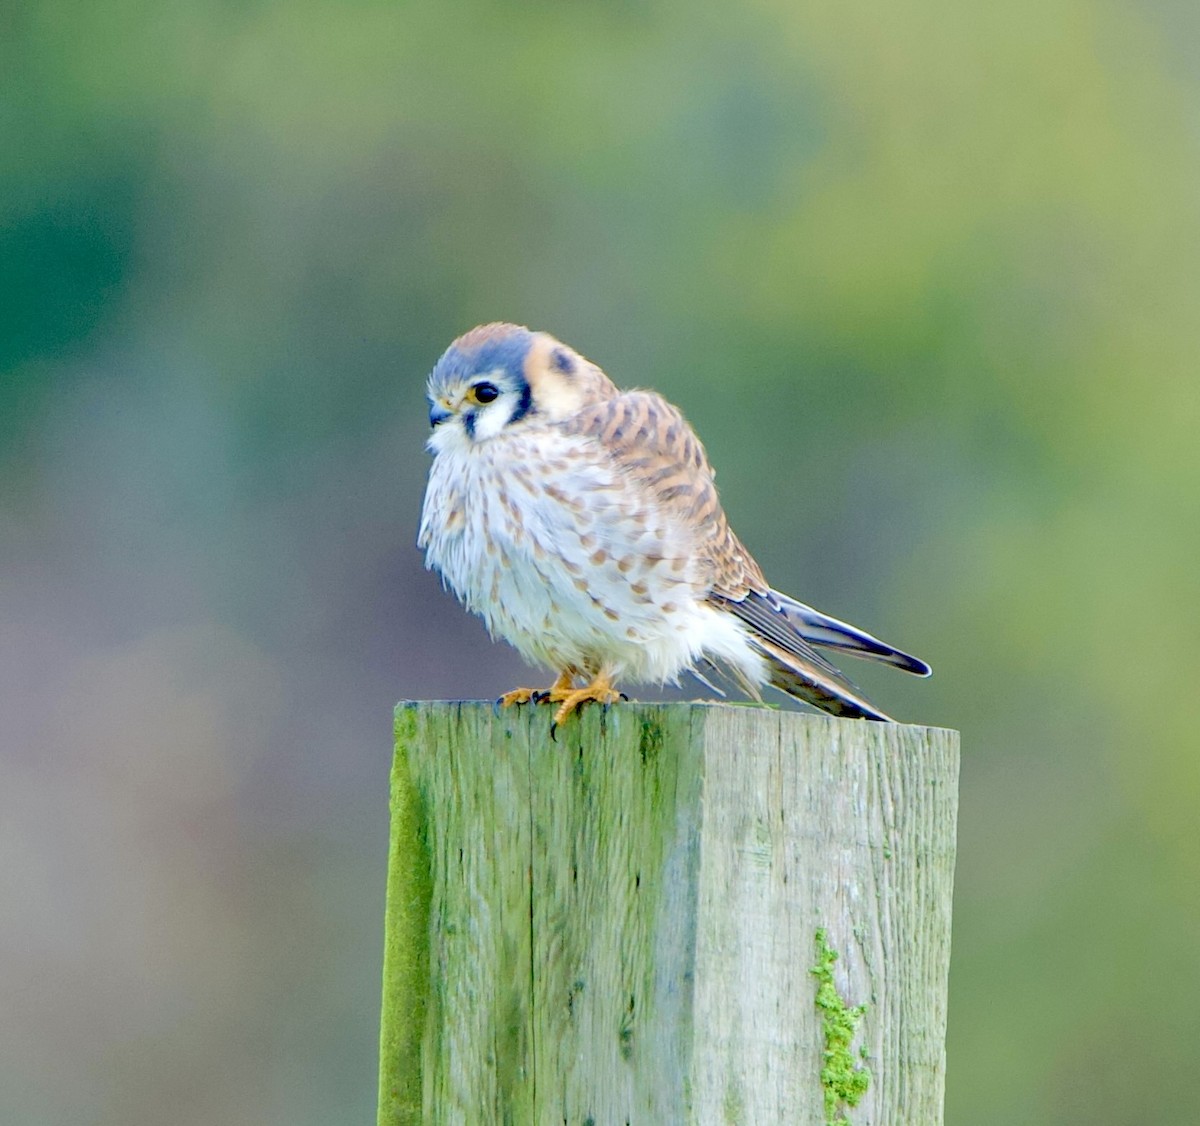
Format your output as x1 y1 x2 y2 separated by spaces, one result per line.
429 399 453 428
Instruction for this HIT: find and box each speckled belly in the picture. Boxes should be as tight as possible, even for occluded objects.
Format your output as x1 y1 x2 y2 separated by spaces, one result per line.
420 431 707 681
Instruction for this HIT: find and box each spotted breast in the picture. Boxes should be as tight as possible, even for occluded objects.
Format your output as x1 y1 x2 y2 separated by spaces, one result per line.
419 413 717 684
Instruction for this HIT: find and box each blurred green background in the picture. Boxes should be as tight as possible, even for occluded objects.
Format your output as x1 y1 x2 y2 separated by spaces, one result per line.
3 1 1199 1122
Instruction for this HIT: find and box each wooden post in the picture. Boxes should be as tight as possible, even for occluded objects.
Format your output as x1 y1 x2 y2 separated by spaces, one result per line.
379 701 959 1125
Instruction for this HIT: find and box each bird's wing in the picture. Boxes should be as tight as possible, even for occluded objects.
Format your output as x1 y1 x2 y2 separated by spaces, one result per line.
708 589 893 720
560 390 767 596
562 391 895 720
771 592 931 677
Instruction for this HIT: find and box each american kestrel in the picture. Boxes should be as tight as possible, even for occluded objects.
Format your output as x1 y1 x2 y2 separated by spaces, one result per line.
418 323 930 727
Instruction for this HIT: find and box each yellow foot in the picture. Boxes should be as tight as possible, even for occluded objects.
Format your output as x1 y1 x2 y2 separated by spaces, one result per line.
497 671 578 711
549 677 627 727
497 687 543 708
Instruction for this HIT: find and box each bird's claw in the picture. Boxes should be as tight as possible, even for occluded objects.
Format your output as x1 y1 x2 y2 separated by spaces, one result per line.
599 694 629 716
498 678 625 740
549 684 625 728
497 687 541 709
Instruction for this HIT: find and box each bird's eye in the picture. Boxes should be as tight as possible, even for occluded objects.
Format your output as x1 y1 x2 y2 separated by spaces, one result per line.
471 382 500 404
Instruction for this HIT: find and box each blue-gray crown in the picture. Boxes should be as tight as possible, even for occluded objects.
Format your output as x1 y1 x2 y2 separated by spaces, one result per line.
428 323 534 394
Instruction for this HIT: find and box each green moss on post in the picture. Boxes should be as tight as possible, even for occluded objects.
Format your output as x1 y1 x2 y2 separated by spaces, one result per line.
376 706 432 1126
812 928 871 1125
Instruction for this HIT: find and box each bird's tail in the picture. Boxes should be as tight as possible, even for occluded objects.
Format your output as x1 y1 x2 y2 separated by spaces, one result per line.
772 592 931 677
709 590 897 721
748 636 894 722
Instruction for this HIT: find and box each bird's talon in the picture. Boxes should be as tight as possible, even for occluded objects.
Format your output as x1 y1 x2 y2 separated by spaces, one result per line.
547 680 624 728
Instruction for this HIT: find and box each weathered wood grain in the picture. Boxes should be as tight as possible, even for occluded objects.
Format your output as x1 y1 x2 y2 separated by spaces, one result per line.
379 701 959 1126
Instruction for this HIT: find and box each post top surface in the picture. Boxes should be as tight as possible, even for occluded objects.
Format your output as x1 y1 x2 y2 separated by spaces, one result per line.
393 699 958 739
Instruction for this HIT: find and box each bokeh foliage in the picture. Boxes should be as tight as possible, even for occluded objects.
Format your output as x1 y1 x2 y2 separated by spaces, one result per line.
3 1 1199 1122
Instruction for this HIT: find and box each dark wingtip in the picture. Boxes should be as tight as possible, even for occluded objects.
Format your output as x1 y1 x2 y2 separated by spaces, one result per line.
898 653 933 678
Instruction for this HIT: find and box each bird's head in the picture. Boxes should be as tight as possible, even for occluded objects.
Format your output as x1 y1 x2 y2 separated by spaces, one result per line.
425 322 613 450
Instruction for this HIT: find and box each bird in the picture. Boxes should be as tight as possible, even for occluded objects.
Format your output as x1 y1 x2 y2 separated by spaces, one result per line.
417 322 930 728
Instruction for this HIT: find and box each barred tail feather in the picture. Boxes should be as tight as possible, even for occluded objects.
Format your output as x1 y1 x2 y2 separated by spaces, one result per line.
748 637 893 722
708 589 906 721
